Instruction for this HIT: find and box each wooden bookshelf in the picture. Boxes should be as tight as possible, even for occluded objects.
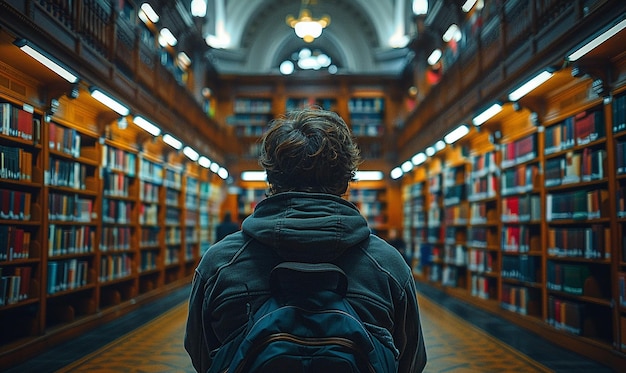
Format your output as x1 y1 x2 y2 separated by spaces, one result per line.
404 63 626 366
0 71 225 368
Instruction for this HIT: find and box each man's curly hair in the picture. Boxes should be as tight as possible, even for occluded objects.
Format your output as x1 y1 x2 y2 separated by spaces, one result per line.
259 107 362 196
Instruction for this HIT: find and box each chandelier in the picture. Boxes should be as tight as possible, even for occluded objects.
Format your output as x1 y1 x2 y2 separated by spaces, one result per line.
286 0 330 43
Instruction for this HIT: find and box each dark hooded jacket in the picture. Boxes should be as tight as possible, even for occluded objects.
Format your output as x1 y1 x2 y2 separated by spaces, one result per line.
184 192 427 372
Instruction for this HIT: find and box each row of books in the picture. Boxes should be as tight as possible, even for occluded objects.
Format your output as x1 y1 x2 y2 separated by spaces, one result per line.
443 244 466 266
502 194 542 222
103 172 131 197
47 259 89 294
0 188 32 221
0 226 31 261
546 189 608 221
443 184 465 206
544 109 604 154
0 103 37 141
102 145 136 176
501 133 537 168
102 199 132 224
139 181 160 203
544 149 606 187
0 266 31 305
165 207 181 225
165 247 180 265
164 168 182 189
547 296 584 335
467 173 497 201
469 201 497 224
501 164 538 196
618 272 626 307
233 98 272 114
470 274 494 300
139 250 158 271
166 189 180 205
350 122 383 137
46 157 88 190
547 225 610 259
48 225 94 257
140 227 160 247
501 254 539 283
467 248 495 273
100 227 131 252
467 227 498 248
99 253 132 282
546 261 591 296
502 226 539 253
48 193 93 222
618 186 626 218
443 165 465 187
0 146 34 181
49 121 82 158
139 203 158 225
501 284 535 315
469 151 497 177
348 97 384 114
165 227 181 245
444 205 467 225
138 158 164 184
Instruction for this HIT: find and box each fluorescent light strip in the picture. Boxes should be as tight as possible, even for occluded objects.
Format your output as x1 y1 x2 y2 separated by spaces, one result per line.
241 171 267 181
390 167 403 180
425 146 435 156
567 17 626 62
462 0 477 12
133 116 161 136
163 134 183 150
16 41 78 83
210 163 220 173
400 161 413 173
140 3 160 23
412 152 427 165
427 49 442 65
159 28 177 47
198 156 212 168
355 171 384 181
434 140 446 152
444 124 470 144
90 88 130 116
472 103 502 126
183 146 199 161
508 70 554 101
217 167 229 180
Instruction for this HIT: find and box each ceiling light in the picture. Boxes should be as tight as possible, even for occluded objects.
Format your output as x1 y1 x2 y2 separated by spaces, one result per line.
190 0 207 17
90 88 130 116
401 161 413 173
163 134 183 150
427 49 442 65
413 0 428 15
210 162 220 173
443 24 461 42
355 171 384 181
217 167 229 180
183 146 199 161
177 52 191 68
412 152 427 165
472 103 502 126
133 116 161 136
198 156 211 168
286 1 330 43
461 0 477 12
425 146 435 156
139 3 160 24
14 39 79 83
434 140 446 151
444 124 470 144
390 167 403 180
280 60 295 75
241 171 267 181
159 28 177 47
508 70 554 101
567 16 626 62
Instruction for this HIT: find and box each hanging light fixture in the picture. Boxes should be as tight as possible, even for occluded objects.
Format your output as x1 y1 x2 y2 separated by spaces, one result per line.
286 0 330 43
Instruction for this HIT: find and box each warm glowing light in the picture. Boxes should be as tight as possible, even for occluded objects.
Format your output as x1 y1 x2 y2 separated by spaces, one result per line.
286 7 330 43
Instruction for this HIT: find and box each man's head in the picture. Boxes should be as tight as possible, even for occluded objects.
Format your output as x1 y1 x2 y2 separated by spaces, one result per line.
259 107 361 196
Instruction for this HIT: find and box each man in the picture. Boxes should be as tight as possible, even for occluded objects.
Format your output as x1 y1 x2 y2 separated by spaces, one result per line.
184 108 427 372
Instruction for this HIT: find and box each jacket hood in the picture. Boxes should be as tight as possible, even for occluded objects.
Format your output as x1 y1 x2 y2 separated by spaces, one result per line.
241 192 371 262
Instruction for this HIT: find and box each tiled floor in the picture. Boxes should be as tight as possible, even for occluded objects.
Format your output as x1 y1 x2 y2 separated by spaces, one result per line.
4 282 617 372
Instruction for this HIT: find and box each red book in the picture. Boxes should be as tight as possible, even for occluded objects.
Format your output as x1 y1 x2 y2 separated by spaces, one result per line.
17 109 33 141
18 266 31 300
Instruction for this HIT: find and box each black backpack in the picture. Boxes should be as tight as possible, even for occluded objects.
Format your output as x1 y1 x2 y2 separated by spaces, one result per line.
208 261 398 372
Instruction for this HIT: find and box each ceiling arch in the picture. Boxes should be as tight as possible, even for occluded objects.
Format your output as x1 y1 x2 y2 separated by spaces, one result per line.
204 0 411 75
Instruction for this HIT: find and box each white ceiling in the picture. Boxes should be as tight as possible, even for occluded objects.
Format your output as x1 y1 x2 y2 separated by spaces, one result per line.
199 0 417 75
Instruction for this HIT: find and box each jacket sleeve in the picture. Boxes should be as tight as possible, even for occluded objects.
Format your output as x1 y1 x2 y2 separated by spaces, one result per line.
184 270 213 372
396 276 427 373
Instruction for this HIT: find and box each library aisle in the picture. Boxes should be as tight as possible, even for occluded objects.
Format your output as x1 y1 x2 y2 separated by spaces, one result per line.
4 283 614 373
